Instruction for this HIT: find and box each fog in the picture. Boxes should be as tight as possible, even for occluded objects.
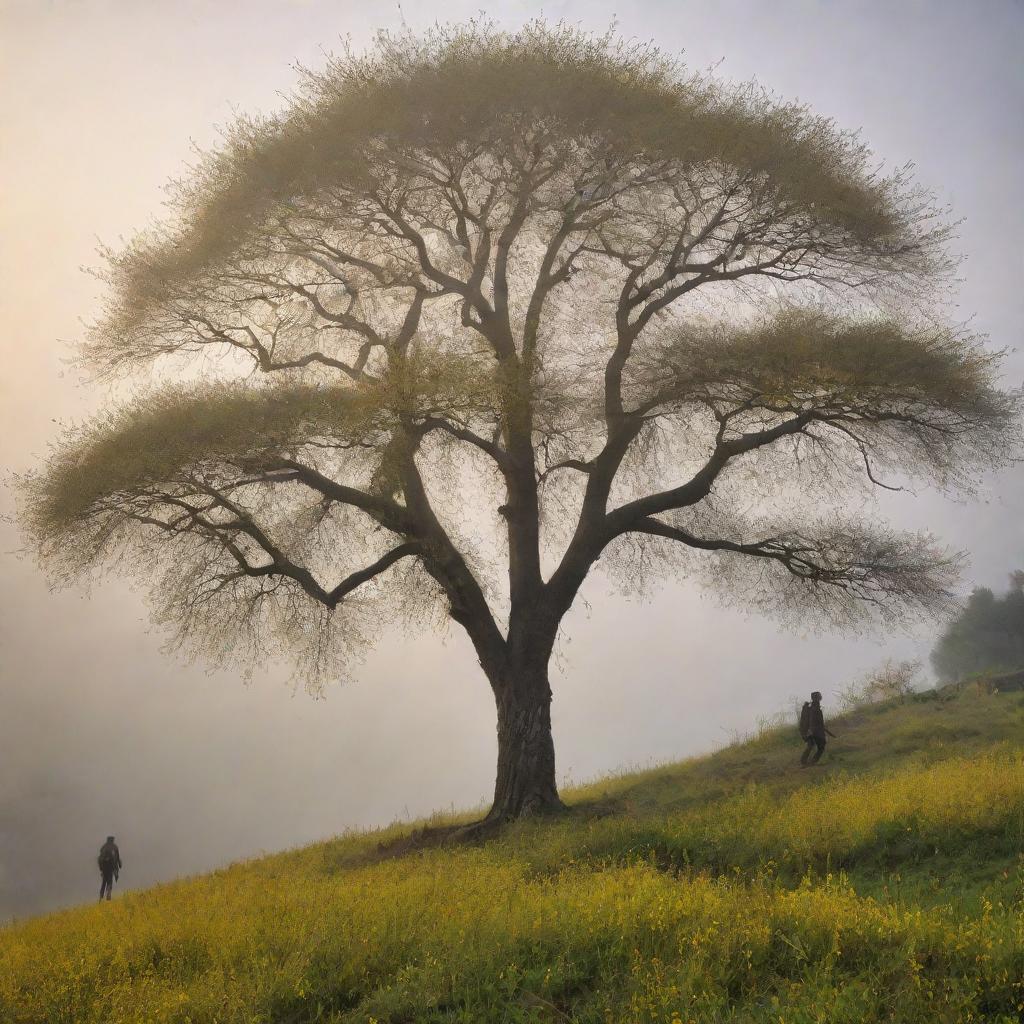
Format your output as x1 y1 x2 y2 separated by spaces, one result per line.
1 0 1021 919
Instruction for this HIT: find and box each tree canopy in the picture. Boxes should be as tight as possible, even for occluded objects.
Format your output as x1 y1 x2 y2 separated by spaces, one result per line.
20 22 1021 820
932 574 1024 682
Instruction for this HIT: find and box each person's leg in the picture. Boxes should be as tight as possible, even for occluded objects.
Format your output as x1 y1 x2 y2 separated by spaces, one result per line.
99 877 106 901
809 738 826 764
800 739 814 765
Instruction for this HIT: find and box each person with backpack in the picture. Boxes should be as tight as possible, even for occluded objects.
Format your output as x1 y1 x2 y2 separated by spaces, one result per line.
97 836 122 901
799 691 836 766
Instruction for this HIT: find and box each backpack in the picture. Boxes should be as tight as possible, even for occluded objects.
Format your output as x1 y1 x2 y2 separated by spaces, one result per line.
98 845 117 871
798 702 811 739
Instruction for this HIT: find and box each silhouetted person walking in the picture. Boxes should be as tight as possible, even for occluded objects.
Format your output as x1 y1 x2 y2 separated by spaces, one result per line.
799 691 836 766
98 836 121 901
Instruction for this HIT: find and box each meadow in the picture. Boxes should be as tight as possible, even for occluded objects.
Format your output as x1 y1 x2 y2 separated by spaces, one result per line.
3 684 1023 1023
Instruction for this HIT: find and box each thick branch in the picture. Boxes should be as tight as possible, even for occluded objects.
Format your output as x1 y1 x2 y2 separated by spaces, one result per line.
546 413 813 617
394 432 508 676
259 458 416 535
606 414 814 531
419 416 512 471
325 542 423 606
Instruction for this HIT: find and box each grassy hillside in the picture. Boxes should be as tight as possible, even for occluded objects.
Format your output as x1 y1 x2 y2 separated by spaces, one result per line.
3 685 1024 1023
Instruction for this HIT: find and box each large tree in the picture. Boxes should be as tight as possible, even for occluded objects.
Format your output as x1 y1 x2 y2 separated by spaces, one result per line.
21 24 1019 822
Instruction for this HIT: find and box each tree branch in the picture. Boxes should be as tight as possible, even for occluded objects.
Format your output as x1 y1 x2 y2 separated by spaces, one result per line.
606 414 814 535
419 416 512 471
325 542 423 606
258 458 416 535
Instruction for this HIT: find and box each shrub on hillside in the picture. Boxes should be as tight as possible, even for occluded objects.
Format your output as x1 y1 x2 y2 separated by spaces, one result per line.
840 659 924 710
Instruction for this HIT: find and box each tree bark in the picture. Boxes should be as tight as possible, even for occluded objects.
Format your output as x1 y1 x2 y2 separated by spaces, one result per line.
487 665 564 821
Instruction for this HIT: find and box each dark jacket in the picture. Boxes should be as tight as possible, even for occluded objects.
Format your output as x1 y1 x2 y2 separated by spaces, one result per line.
98 841 122 875
809 702 826 740
801 701 834 741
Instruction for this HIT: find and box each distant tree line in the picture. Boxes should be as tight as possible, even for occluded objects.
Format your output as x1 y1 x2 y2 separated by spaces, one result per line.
931 572 1024 682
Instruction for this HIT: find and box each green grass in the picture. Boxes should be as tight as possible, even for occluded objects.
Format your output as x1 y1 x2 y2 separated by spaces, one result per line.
3 685 1024 1023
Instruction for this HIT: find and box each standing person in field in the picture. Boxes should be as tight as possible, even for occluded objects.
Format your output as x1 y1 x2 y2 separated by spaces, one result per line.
97 835 121 901
799 691 837 766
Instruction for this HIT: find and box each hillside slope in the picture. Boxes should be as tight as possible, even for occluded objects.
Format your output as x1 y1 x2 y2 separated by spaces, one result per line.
3 685 1024 1023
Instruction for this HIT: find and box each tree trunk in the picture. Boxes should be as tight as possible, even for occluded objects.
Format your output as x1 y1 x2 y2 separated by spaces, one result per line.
487 667 564 821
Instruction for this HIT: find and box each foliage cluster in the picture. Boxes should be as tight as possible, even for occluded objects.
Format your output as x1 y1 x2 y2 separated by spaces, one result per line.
97 20 935 333
932 573 1024 682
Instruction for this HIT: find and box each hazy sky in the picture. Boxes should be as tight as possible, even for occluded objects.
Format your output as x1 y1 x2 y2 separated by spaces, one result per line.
1 0 1022 919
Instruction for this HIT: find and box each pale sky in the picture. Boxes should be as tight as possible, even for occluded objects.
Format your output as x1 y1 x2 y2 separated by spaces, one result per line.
1 0 1022 918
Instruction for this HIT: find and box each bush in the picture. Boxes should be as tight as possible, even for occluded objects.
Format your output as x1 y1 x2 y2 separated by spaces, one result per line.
840 659 924 710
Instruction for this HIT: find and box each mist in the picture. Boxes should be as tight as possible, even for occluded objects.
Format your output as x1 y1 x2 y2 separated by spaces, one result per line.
1 0 1021 920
